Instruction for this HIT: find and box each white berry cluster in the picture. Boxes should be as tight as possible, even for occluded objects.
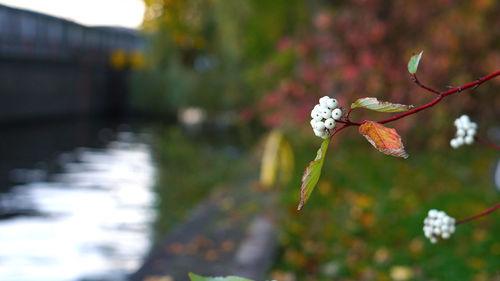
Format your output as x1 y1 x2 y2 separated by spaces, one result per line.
423 209 456 243
310 96 343 139
450 115 477 149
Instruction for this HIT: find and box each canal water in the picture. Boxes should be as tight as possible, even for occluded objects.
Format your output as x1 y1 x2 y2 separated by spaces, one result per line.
0 120 156 281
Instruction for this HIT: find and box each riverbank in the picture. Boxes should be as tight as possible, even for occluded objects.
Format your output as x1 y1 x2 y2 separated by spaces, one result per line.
131 184 277 281
136 134 500 281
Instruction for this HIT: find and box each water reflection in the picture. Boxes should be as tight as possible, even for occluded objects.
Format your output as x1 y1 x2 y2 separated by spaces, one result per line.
0 132 156 281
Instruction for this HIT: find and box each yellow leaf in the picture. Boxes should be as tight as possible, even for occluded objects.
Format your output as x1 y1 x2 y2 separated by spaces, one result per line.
260 130 295 188
260 131 282 187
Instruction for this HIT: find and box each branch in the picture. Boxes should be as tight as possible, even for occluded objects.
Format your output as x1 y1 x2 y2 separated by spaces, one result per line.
377 70 500 125
475 136 500 151
336 119 361 126
456 202 500 225
411 74 440 95
346 108 354 120
328 124 349 140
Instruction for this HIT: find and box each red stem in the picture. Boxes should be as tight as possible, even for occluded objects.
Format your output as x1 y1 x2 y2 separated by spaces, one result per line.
455 202 500 225
374 70 500 124
332 71 500 137
475 137 500 151
412 74 441 95
346 108 354 120
336 119 361 126
329 125 349 140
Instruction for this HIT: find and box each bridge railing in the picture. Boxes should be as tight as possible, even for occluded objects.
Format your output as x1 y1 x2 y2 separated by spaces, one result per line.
0 4 144 61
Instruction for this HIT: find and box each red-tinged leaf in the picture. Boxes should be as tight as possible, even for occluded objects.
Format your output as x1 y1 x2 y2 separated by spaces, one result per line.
298 136 330 211
359 121 408 159
351 97 414 112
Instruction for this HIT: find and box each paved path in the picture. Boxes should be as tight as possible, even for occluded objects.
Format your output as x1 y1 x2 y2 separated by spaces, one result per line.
129 186 277 281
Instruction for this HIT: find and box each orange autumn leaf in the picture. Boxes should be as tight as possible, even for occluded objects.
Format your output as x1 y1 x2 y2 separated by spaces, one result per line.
359 121 408 158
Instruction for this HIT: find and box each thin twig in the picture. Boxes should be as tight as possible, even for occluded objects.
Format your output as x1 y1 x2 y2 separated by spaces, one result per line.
336 119 362 126
412 74 441 95
376 70 500 125
456 202 500 225
328 125 349 141
475 137 500 151
346 108 354 120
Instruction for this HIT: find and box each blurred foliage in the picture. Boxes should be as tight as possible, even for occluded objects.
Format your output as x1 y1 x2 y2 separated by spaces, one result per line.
135 0 500 145
150 126 500 280
254 0 500 140
137 1 500 279
272 133 500 281
134 0 307 116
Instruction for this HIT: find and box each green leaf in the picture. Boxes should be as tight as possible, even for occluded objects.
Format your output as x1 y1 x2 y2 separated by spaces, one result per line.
189 273 253 281
408 51 423 74
297 136 331 211
351 97 414 112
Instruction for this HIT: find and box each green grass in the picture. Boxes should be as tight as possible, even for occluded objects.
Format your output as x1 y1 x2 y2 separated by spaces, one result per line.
272 137 500 281
149 126 499 280
151 127 248 237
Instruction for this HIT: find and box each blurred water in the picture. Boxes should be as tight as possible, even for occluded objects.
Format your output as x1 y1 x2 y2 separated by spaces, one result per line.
0 130 156 281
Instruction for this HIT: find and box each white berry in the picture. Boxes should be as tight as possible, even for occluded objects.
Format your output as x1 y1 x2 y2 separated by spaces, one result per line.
311 108 318 117
314 121 326 130
310 119 317 128
460 115 470 125
451 115 478 149
312 111 322 121
324 118 336 129
428 209 438 218
423 209 456 243
319 96 329 106
309 96 343 139
314 129 324 137
331 108 342 120
326 98 338 109
465 136 474 145
320 107 331 119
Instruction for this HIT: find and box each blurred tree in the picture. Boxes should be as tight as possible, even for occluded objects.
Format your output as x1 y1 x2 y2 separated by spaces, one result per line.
254 0 500 143
135 0 500 144
134 0 307 116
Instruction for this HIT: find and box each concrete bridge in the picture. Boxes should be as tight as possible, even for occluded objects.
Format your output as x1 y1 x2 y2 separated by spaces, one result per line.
0 4 145 123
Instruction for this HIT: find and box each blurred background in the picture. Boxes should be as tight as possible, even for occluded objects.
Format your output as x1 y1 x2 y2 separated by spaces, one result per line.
0 0 499 281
